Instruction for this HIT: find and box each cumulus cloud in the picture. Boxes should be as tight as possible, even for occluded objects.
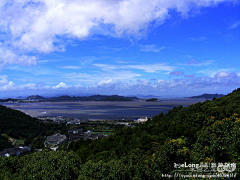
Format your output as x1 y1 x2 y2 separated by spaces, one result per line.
0 46 36 70
215 71 238 78
0 81 15 91
0 0 234 67
53 82 69 89
170 71 184 76
0 75 8 85
1 73 240 97
197 68 234 77
98 79 115 86
215 71 229 78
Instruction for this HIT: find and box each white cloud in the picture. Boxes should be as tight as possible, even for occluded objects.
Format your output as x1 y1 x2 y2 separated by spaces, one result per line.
53 82 69 89
61 66 81 69
0 46 36 70
215 71 238 78
64 70 141 85
0 0 234 67
229 21 240 29
94 63 174 73
127 63 174 73
0 81 15 91
20 83 37 90
1 73 240 97
197 68 235 77
93 64 117 71
98 79 115 86
215 71 229 78
140 45 166 52
0 75 8 85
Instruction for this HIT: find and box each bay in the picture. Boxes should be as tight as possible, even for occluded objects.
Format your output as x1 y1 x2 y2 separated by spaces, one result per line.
2 100 201 120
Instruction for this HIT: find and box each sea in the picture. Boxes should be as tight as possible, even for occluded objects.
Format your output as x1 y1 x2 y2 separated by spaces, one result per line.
2 100 201 120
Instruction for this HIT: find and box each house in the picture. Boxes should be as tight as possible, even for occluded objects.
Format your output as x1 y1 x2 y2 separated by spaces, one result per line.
138 117 148 123
18 146 31 154
45 133 67 146
67 128 84 141
84 133 104 140
66 119 81 125
116 122 129 126
68 134 84 141
68 128 83 134
0 148 20 157
84 130 92 137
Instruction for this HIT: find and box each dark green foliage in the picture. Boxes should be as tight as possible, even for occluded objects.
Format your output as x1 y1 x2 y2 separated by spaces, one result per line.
0 105 67 149
0 135 12 150
67 89 240 178
31 135 46 149
1 89 240 179
0 150 81 179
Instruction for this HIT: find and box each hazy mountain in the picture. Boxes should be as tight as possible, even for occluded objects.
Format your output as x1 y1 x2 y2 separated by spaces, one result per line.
188 93 225 99
26 95 45 100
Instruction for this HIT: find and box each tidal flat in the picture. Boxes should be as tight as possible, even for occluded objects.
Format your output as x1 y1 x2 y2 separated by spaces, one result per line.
3 100 203 120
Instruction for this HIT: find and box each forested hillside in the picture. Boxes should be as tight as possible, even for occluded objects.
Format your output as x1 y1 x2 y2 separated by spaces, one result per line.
0 105 67 148
0 89 240 179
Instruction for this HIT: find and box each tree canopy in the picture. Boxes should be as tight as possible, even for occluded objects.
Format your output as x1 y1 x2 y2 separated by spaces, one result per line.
1 88 240 179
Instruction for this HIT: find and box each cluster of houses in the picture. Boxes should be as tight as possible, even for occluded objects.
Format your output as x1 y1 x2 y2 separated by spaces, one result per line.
67 129 104 141
38 116 89 124
44 129 106 151
0 145 31 157
1 116 150 156
38 115 150 124
37 115 150 125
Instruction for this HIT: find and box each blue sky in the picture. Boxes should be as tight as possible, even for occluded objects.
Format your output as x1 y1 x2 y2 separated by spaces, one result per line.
0 0 240 98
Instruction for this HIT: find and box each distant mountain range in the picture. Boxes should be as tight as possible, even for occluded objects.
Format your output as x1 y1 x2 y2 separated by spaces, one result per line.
26 95 46 100
188 93 225 99
2 95 139 102
0 93 226 102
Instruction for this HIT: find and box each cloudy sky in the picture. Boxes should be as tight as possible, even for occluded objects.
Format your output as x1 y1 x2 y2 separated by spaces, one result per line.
0 0 240 98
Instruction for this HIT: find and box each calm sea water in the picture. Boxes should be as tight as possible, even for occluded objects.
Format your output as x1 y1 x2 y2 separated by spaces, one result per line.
3 101 197 120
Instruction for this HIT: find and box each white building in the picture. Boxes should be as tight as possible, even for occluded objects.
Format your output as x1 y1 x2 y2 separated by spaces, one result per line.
138 117 148 123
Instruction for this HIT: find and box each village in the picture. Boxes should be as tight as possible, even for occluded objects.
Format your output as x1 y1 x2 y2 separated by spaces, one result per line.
0 116 150 157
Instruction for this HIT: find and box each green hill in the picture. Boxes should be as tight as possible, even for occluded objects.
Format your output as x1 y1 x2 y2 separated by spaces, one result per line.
0 88 240 179
0 105 66 148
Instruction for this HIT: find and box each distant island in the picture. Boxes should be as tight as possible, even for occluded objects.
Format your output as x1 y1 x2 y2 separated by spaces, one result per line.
0 93 227 103
0 95 139 102
146 98 159 102
188 93 225 99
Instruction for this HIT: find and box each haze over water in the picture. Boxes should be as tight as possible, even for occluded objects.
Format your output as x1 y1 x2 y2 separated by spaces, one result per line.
3 100 201 120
